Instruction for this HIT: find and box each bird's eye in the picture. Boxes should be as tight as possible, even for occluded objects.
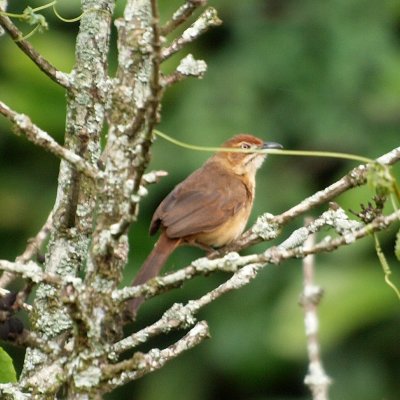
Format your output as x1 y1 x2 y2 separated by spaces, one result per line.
241 143 251 149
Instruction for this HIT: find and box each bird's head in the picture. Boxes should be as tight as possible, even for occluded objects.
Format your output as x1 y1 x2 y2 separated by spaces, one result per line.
214 134 283 176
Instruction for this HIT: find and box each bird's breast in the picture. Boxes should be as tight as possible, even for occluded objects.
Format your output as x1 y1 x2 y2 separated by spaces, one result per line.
192 202 252 248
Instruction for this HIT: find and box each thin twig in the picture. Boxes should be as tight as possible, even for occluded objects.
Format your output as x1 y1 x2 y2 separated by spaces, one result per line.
17 210 53 264
108 171 169 238
300 218 331 400
102 322 209 390
0 13 70 88
12 329 55 354
162 54 207 87
0 101 98 180
141 170 168 184
0 272 16 290
161 0 207 36
111 302 199 355
161 7 222 61
0 288 32 312
1 209 54 296
149 0 163 124
0 259 62 286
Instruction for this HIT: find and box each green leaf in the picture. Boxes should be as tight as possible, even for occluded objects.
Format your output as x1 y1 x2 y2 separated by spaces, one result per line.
0 347 17 383
395 229 400 262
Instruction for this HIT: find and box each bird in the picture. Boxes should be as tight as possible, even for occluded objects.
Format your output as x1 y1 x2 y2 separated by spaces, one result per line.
126 134 282 318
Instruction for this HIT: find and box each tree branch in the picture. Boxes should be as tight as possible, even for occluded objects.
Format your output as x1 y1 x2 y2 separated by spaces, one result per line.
115 207 400 306
0 260 62 286
0 101 98 180
0 210 54 293
162 54 207 87
300 220 332 400
161 0 207 36
102 321 209 389
0 288 32 312
161 7 222 61
0 12 70 88
16 210 53 265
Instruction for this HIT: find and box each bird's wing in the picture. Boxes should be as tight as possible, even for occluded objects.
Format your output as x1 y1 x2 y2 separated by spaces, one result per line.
151 164 250 239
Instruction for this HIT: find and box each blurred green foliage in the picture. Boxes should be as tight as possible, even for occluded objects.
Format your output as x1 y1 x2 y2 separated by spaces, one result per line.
1 0 400 399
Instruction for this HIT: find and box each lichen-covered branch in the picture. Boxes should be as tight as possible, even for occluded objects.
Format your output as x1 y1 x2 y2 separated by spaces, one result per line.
0 0 8 36
300 225 332 400
0 259 61 285
113 207 400 312
161 7 222 61
16 211 53 265
0 101 98 179
102 321 210 390
162 53 207 87
161 0 207 35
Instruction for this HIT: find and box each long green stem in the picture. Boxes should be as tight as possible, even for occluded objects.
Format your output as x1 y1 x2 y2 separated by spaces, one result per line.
31 1 57 13
153 129 373 164
374 233 400 300
15 23 40 41
52 5 83 23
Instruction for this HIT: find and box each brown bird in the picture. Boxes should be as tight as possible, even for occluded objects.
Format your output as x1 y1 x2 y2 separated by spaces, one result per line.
126 134 282 318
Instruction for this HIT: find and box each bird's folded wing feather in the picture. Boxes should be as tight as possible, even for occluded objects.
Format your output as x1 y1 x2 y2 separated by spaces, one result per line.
151 163 250 238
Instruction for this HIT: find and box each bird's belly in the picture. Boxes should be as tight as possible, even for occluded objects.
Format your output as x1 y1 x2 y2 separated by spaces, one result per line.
194 206 251 248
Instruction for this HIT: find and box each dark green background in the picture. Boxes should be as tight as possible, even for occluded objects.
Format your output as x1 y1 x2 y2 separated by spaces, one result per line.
1 0 399 399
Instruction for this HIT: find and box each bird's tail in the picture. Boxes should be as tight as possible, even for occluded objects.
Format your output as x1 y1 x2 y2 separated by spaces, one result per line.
126 233 181 319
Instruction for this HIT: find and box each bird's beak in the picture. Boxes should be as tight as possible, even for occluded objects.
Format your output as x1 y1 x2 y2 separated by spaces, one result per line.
262 141 283 149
